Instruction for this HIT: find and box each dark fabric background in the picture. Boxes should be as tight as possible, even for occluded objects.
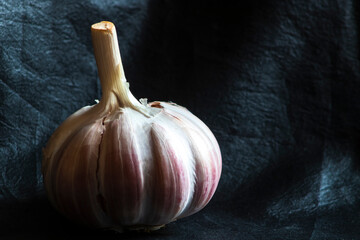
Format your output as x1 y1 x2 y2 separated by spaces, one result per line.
1 0 360 239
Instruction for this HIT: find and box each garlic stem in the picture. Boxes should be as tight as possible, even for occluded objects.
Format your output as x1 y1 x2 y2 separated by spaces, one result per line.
91 21 140 111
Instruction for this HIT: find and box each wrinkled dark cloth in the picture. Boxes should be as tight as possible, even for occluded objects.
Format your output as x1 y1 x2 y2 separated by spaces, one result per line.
1 0 360 239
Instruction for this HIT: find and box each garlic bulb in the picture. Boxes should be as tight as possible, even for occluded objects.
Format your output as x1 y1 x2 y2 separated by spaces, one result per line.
42 21 222 231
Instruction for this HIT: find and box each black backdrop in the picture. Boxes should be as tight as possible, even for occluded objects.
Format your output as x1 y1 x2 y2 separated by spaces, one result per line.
1 0 360 239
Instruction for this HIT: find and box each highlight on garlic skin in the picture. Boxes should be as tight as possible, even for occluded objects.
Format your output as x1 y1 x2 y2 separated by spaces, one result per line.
42 21 222 231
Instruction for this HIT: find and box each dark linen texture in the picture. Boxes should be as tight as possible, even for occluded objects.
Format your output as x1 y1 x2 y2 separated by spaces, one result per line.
1 0 360 239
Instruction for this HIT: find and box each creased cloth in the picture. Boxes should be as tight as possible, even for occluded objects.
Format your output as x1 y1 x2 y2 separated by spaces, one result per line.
1 0 360 239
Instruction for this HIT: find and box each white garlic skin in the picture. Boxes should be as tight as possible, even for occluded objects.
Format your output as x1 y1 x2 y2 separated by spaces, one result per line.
42 101 222 229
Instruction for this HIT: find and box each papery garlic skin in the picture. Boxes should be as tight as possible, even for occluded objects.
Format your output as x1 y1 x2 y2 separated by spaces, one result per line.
42 21 222 231
43 101 221 229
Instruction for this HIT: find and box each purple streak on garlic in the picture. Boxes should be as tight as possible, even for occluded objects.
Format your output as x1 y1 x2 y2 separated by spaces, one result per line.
42 21 222 231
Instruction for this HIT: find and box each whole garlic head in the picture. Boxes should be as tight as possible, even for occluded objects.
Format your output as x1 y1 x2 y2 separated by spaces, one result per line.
42 21 222 231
